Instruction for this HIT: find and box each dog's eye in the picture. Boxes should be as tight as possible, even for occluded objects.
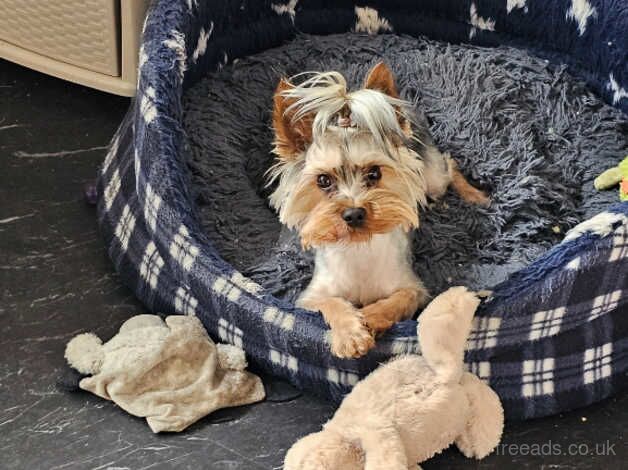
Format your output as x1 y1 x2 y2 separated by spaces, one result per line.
317 174 333 190
366 166 381 185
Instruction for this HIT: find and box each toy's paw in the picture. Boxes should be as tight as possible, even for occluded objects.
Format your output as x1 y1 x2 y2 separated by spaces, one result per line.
331 314 375 358
65 333 104 375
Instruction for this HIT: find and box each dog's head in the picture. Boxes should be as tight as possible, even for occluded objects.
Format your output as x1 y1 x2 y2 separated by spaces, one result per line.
268 62 427 249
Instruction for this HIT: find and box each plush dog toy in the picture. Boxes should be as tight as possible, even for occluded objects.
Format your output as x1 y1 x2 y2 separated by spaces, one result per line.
65 314 265 432
284 287 504 470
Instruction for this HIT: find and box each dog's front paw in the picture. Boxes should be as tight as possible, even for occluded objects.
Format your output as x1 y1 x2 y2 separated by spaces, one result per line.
331 315 375 358
361 305 394 335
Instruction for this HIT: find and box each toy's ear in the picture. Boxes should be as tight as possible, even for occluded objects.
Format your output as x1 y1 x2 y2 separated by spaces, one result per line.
64 333 104 375
417 286 479 382
272 78 314 160
363 62 411 136
455 372 504 459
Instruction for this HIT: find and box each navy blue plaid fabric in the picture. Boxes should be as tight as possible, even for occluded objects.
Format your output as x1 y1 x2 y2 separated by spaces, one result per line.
97 0 628 420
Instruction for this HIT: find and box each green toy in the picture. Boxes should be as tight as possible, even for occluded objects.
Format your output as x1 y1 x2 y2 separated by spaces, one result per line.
594 156 628 201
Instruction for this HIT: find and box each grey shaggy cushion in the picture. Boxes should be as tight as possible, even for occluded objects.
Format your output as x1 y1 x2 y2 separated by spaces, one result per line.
182 33 627 303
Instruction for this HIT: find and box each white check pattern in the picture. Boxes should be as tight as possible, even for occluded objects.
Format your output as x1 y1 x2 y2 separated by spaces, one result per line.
270 349 298 371
104 168 121 211
589 290 622 321
390 336 418 355
144 184 162 233
218 317 243 348
134 149 141 189
102 134 119 174
212 276 242 302
583 343 613 385
231 272 262 296
529 307 565 341
468 361 491 381
114 204 136 251
140 241 164 289
522 358 555 397
175 286 198 315
609 224 628 262
327 368 359 386
467 316 501 350
141 86 157 124
170 224 199 271
263 307 295 331
565 256 581 270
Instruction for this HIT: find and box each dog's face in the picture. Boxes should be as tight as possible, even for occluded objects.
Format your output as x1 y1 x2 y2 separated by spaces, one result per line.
269 63 426 248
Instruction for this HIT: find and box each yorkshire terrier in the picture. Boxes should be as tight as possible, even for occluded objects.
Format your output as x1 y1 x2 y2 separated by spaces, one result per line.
268 63 489 358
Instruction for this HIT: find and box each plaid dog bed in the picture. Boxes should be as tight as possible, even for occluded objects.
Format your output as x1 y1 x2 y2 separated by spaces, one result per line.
97 0 628 420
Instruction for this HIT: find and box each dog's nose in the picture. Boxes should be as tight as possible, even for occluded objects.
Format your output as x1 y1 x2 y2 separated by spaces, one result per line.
342 207 366 228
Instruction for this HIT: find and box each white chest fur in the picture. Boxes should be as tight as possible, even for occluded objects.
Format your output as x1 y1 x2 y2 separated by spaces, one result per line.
300 228 420 307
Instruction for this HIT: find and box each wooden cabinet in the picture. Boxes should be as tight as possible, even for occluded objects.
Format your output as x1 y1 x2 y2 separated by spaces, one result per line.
0 0 149 96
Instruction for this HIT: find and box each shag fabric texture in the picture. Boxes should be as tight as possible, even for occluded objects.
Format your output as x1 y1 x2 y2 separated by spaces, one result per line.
184 33 626 301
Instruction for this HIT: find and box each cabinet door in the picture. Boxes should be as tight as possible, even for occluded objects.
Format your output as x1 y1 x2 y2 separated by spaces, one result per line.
0 0 120 76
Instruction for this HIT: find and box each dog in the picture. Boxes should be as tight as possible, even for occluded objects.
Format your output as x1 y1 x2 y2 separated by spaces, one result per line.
268 62 488 358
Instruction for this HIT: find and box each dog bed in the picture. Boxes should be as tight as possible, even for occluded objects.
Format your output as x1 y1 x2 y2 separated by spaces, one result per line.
98 0 628 420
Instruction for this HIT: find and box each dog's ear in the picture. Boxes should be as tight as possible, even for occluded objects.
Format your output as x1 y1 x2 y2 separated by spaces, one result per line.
272 78 314 160
364 62 400 99
364 62 411 136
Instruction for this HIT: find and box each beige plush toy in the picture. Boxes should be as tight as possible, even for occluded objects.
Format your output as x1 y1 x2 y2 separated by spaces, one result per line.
65 314 265 433
284 287 504 470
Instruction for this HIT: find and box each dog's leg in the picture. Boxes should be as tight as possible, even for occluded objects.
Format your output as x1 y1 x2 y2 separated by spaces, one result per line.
422 147 489 206
299 296 375 358
361 286 427 334
449 159 490 207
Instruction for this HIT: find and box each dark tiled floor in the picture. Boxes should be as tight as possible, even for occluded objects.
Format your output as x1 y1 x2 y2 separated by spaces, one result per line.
1 59 626 469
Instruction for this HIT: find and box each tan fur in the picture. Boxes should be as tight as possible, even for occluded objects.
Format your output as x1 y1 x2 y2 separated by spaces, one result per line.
280 177 325 230
284 288 504 470
298 296 375 358
362 287 426 334
450 159 490 206
300 186 419 249
364 62 398 96
364 62 411 135
269 64 490 358
272 78 314 159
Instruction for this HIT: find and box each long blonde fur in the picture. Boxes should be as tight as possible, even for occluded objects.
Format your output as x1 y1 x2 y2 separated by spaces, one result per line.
280 71 410 150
